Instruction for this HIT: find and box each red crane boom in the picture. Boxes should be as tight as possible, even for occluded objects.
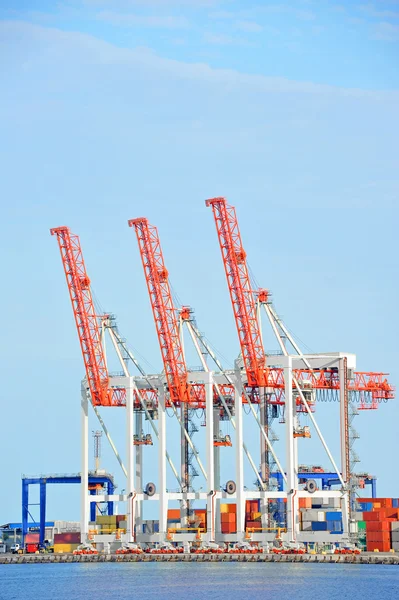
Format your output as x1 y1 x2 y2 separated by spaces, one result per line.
128 218 191 404
50 226 119 407
205 197 267 387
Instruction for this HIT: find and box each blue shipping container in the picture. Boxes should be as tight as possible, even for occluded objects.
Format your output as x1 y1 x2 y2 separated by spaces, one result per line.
393 499 399 508
311 522 327 531
326 512 342 521
358 502 373 511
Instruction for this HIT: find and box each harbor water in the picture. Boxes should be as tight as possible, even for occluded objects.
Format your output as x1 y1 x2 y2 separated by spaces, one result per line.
1 562 399 600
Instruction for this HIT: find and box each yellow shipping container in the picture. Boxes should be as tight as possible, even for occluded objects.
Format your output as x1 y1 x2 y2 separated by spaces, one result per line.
221 503 237 514
251 512 262 521
96 515 111 525
54 543 79 553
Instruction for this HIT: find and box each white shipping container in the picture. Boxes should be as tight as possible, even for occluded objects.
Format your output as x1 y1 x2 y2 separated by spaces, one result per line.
317 511 326 522
391 522 399 531
391 531 399 542
391 542 399 551
302 509 322 521
301 521 312 532
311 498 323 506
349 522 358 534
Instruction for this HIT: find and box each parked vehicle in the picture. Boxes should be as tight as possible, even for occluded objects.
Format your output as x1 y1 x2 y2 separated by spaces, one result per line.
116 543 143 555
73 544 98 555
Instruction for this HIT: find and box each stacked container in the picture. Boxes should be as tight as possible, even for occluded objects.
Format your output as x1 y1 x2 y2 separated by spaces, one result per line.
391 522 399 551
95 514 126 534
300 497 342 533
167 508 180 531
193 508 207 530
355 498 399 552
220 503 236 533
54 532 80 553
245 499 261 530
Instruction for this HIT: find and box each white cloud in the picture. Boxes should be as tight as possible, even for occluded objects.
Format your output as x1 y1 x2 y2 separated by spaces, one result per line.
96 10 190 28
83 0 223 6
359 3 399 19
203 31 250 45
2 20 397 100
235 20 263 33
372 20 399 39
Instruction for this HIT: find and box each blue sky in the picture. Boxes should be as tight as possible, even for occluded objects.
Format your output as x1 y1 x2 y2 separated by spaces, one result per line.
0 1 398 524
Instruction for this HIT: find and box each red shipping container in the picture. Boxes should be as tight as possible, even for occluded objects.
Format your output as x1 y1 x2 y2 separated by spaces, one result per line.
221 523 236 534
246 521 261 529
367 541 391 553
54 533 81 544
25 534 39 543
366 532 390 543
366 521 391 532
363 511 380 521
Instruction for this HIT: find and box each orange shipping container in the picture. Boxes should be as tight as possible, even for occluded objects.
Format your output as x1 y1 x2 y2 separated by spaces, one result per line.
221 523 236 534
299 498 312 509
167 509 180 520
227 504 237 514
359 498 392 508
221 512 236 524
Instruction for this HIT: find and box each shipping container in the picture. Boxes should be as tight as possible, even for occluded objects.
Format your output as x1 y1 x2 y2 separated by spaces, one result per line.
366 521 391 532
54 532 81 544
25 534 40 543
366 541 391 552
221 513 236 524
54 543 79 553
326 511 342 521
311 522 327 531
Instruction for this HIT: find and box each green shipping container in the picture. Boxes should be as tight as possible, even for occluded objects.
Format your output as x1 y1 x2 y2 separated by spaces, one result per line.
358 521 366 531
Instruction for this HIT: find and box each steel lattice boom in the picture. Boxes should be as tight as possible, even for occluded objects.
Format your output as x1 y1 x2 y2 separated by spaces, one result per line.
50 226 124 407
128 218 191 404
206 197 267 387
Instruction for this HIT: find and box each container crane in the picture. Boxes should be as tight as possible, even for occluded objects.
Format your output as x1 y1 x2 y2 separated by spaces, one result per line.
205 198 274 488
128 217 196 520
206 198 395 525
